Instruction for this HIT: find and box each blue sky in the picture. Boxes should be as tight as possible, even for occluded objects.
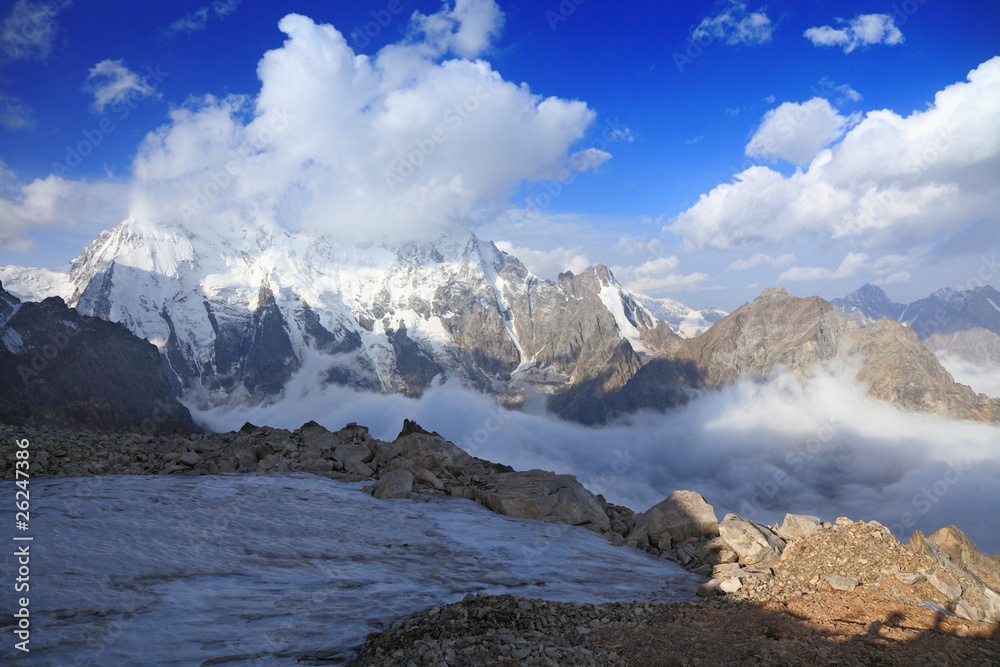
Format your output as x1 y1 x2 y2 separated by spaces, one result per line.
0 0 998 310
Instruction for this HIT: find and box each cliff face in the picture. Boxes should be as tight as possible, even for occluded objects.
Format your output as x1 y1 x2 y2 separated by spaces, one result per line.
0 281 195 433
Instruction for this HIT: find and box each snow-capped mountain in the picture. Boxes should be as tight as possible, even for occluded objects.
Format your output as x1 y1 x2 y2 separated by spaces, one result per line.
633 295 727 338
1 218 687 413
829 284 905 327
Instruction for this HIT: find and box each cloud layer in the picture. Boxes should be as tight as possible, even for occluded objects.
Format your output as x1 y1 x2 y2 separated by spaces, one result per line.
192 354 1000 555
129 1 602 245
668 57 1000 251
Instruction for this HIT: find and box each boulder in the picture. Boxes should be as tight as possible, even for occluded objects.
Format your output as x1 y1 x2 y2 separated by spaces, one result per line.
451 470 611 533
718 514 786 566
824 574 859 592
924 569 963 600
372 470 415 500
299 421 337 450
777 513 822 542
626 490 718 547
333 443 374 465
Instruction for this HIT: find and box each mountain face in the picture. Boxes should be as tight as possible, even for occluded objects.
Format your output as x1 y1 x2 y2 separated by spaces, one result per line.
833 284 1000 367
592 289 1000 424
0 281 194 433
2 219 680 412
632 295 727 338
830 284 905 327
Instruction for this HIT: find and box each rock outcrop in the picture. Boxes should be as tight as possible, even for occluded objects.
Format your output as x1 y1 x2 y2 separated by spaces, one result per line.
0 281 194 433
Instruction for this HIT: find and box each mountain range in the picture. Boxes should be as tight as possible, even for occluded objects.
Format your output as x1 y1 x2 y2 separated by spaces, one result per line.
832 283 1000 367
1 219 998 429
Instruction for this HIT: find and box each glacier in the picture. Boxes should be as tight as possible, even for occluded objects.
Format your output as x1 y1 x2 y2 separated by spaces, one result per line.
0 473 701 665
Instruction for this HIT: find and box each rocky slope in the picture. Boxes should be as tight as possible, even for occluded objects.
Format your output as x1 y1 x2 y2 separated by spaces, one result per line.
0 281 194 433
834 283 1000 368
6 418 999 662
591 288 1000 424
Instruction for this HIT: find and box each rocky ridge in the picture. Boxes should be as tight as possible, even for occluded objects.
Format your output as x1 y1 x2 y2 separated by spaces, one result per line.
597 288 1000 424
0 281 194 434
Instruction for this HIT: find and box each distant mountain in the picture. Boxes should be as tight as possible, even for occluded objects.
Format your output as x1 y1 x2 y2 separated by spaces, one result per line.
585 289 1000 425
1 219 684 413
633 295 727 338
0 280 194 433
830 284 905 327
832 283 1000 367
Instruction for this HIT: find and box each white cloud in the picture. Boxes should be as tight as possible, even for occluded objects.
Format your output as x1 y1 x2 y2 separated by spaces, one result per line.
0 0 69 61
746 97 859 165
167 7 210 35
692 1 772 46
0 174 128 251
191 358 1000 554
128 4 601 245
778 252 869 282
85 59 159 113
612 256 712 296
727 253 794 271
0 92 33 129
804 14 904 53
493 242 591 280
667 57 1000 251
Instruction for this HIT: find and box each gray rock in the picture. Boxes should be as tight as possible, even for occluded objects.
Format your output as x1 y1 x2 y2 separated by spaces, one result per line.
824 574 859 592
178 451 200 467
342 459 374 477
892 568 925 585
451 470 610 533
414 469 445 491
299 421 337 450
333 443 374 465
718 578 742 594
718 514 786 566
372 470 415 500
925 569 962 600
626 490 719 548
777 513 822 542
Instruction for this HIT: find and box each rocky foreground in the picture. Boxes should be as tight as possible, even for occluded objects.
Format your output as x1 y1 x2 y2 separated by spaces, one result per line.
4 419 999 664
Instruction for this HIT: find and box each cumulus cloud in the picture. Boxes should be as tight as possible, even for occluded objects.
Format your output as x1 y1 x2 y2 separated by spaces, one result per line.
191 355 1000 554
493 242 590 280
0 174 128 251
0 0 70 61
804 14 904 53
745 97 859 165
692 1 772 46
128 3 601 244
85 59 159 113
667 57 1000 251
727 252 794 271
778 252 869 282
611 256 713 296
